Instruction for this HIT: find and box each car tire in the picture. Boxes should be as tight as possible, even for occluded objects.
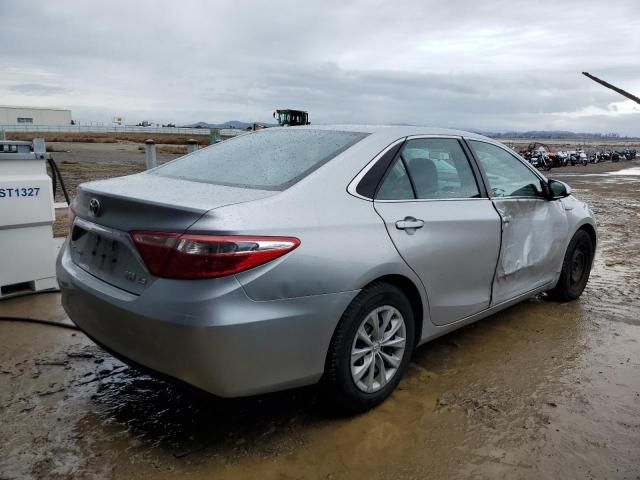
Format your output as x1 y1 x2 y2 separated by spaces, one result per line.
323 282 415 413
548 230 594 302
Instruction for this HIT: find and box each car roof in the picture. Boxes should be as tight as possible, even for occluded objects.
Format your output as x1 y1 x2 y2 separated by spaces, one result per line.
288 124 493 141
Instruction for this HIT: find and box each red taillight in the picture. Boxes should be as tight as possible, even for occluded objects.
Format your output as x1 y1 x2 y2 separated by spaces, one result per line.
130 232 180 275
131 232 300 279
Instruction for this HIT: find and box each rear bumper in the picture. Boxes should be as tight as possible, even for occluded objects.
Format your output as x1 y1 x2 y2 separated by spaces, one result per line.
56 243 357 397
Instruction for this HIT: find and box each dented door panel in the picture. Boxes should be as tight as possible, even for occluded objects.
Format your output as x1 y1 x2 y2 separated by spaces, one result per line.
491 198 568 304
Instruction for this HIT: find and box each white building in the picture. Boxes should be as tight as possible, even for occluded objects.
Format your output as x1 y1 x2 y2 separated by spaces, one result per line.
0 106 72 126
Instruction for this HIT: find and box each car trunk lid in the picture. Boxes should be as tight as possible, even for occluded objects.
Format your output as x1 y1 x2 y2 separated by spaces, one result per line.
69 172 276 294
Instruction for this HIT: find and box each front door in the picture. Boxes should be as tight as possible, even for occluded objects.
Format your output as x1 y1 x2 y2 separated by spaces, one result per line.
374 137 502 326
467 140 569 304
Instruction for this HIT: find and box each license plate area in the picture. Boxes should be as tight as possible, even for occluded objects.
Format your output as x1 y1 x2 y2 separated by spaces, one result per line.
71 227 120 269
70 221 151 295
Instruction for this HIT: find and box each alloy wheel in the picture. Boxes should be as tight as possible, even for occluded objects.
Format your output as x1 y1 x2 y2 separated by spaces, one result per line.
350 305 407 393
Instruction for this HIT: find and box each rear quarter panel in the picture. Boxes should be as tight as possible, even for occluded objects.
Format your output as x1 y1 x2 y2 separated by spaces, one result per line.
186 133 427 304
189 183 422 302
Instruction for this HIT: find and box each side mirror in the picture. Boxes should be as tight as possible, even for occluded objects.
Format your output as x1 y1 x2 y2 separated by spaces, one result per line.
272 112 276 119
547 179 571 199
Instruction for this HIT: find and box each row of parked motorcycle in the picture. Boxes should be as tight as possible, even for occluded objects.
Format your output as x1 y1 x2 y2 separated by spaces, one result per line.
521 148 638 171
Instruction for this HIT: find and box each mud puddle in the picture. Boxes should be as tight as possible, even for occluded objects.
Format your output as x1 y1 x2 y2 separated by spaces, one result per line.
1 162 639 479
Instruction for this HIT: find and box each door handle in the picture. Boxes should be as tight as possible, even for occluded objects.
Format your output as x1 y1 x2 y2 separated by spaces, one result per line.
395 217 425 231
501 215 512 224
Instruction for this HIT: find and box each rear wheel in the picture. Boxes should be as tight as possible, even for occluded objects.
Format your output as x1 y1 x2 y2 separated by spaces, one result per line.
548 230 594 301
324 282 415 413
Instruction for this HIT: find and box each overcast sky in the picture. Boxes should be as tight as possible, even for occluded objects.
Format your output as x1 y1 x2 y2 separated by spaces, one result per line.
1 0 639 134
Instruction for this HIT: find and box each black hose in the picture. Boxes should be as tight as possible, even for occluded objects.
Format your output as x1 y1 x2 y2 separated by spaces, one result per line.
47 156 71 205
0 316 79 331
52 157 71 205
0 290 77 330
0 288 60 301
50 159 57 195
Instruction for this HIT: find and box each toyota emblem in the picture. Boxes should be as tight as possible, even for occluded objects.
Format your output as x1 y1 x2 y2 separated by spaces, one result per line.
89 198 101 217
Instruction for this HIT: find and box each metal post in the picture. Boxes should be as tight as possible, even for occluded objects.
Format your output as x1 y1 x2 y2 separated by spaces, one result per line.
209 129 219 144
144 139 157 170
0 130 5 140
33 138 46 159
186 139 198 154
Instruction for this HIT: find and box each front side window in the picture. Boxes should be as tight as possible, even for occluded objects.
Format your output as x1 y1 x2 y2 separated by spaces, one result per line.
469 140 543 198
155 129 368 190
376 138 480 200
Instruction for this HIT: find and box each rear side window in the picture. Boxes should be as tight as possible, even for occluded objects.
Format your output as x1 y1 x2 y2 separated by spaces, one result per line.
376 158 414 200
154 129 368 190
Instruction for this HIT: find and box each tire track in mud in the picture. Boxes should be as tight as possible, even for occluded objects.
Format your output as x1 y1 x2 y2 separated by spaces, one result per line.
450 168 640 479
567 177 640 326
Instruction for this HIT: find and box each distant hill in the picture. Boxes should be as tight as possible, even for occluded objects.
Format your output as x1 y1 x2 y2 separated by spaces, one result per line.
183 123 637 140
487 130 629 139
183 120 254 130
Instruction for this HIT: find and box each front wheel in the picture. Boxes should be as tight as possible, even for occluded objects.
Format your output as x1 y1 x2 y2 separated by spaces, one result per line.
548 230 594 301
323 282 415 413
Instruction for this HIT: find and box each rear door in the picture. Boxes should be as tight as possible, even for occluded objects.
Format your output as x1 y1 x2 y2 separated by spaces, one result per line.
373 137 502 326
466 139 569 304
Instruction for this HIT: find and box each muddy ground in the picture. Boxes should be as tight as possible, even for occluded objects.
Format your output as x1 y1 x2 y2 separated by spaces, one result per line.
1 146 639 479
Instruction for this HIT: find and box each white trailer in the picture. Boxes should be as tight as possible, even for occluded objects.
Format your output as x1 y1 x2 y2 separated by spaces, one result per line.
0 139 59 297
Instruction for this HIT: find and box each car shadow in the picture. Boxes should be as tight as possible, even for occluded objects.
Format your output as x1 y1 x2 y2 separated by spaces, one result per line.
89 364 329 456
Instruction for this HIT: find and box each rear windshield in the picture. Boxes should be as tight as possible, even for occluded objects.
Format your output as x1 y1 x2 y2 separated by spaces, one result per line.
153 129 368 190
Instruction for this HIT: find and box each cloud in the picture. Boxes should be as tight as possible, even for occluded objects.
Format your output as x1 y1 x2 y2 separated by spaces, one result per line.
553 100 640 118
8 83 69 96
0 0 639 134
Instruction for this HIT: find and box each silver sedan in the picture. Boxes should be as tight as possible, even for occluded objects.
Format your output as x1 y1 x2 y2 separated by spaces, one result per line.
57 126 597 412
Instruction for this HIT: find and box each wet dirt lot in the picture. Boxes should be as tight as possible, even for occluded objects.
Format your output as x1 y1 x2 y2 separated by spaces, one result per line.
1 160 639 479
